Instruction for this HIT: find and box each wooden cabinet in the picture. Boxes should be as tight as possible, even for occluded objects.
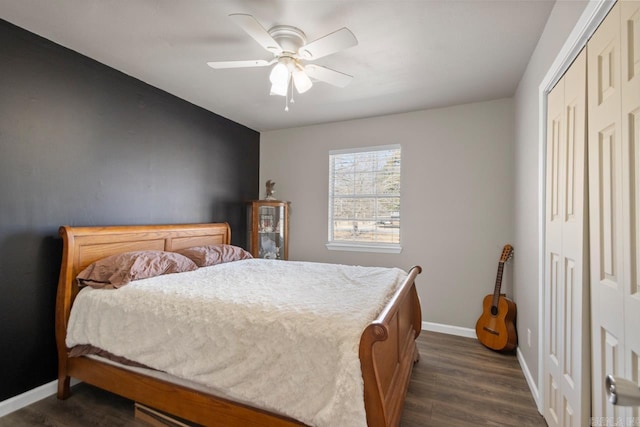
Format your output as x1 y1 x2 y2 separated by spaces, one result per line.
247 200 289 260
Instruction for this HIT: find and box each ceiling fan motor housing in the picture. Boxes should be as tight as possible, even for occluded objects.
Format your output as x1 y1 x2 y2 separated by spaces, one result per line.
268 25 307 55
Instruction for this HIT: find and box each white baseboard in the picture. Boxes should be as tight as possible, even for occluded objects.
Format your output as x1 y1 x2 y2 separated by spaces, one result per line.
0 380 58 418
517 347 542 414
0 378 80 418
422 321 476 339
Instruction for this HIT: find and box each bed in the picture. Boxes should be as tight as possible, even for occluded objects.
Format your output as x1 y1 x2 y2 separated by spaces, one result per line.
55 222 422 426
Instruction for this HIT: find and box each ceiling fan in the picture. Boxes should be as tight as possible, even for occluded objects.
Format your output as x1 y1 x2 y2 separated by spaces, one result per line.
207 14 358 108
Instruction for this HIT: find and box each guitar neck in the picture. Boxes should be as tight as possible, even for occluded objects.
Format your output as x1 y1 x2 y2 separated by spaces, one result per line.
491 262 505 307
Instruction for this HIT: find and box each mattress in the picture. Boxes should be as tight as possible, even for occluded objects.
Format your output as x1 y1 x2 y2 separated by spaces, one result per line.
66 258 407 427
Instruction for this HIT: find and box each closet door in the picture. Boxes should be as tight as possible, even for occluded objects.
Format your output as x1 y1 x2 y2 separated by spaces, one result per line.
620 2 640 422
544 48 589 427
588 0 640 421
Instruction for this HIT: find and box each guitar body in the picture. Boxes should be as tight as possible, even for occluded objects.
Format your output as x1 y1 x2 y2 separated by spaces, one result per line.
475 294 517 352
475 244 517 352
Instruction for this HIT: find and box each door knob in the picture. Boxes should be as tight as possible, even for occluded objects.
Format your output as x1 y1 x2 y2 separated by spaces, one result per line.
606 375 640 406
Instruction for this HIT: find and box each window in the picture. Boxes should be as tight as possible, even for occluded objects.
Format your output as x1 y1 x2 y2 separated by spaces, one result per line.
327 145 401 253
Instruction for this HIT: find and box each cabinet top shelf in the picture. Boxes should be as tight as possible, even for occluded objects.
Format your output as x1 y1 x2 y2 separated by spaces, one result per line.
247 200 290 204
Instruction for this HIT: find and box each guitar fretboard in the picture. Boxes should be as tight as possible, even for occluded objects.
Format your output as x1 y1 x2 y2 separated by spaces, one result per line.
491 262 505 308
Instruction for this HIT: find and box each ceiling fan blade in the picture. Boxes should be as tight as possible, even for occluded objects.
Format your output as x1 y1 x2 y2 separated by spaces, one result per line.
298 28 357 60
229 13 283 55
207 59 274 69
304 64 353 88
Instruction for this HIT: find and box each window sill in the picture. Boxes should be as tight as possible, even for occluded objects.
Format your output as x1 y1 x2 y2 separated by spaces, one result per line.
325 242 402 254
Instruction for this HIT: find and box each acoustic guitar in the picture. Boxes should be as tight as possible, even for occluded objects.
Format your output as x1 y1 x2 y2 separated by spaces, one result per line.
475 244 517 352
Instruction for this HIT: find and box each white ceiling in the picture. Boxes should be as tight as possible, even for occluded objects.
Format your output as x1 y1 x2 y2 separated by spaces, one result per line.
0 0 555 132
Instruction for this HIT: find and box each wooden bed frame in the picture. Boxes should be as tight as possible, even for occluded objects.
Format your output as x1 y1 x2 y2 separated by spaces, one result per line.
55 223 422 426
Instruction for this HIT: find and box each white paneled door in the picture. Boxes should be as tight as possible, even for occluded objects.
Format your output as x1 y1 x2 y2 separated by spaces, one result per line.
544 48 590 427
588 0 640 423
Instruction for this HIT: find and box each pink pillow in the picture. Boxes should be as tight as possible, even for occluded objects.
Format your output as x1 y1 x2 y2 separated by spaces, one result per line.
77 250 198 289
175 244 252 267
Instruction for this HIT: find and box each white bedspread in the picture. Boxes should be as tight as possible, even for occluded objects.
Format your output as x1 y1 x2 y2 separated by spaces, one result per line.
66 259 407 427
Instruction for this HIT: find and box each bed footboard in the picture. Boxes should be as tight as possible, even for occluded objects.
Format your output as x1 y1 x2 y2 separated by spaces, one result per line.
359 266 422 427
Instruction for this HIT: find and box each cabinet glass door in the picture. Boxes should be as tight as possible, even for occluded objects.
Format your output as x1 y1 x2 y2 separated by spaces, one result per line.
257 205 284 259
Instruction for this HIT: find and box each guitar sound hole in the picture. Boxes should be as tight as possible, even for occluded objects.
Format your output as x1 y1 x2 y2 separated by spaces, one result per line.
490 306 498 316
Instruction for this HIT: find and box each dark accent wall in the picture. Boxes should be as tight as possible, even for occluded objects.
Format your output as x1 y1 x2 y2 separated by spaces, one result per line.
0 19 260 402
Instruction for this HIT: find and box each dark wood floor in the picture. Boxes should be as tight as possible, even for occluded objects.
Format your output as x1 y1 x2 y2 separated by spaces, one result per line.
402 331 546 426
0 331 546 426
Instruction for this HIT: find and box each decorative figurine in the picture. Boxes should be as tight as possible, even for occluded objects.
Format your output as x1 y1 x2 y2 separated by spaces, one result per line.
265 180 276 200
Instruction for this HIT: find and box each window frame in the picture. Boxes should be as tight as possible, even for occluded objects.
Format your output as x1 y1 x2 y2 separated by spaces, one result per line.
326 144 402 254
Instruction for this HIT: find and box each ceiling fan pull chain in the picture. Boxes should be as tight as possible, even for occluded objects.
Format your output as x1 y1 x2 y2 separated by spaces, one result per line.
290 77 295 104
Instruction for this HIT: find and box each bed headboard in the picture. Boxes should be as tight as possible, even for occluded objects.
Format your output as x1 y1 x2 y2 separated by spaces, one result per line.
59 223 231 276
55 223 231 355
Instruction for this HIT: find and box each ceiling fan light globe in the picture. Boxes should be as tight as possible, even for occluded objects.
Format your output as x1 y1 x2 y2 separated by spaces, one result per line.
270 81 288 97
269 62 289 86
292 68 313 94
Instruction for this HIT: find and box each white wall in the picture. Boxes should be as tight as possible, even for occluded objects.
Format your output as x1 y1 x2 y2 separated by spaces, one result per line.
261 98 514 330
513 0 588 398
